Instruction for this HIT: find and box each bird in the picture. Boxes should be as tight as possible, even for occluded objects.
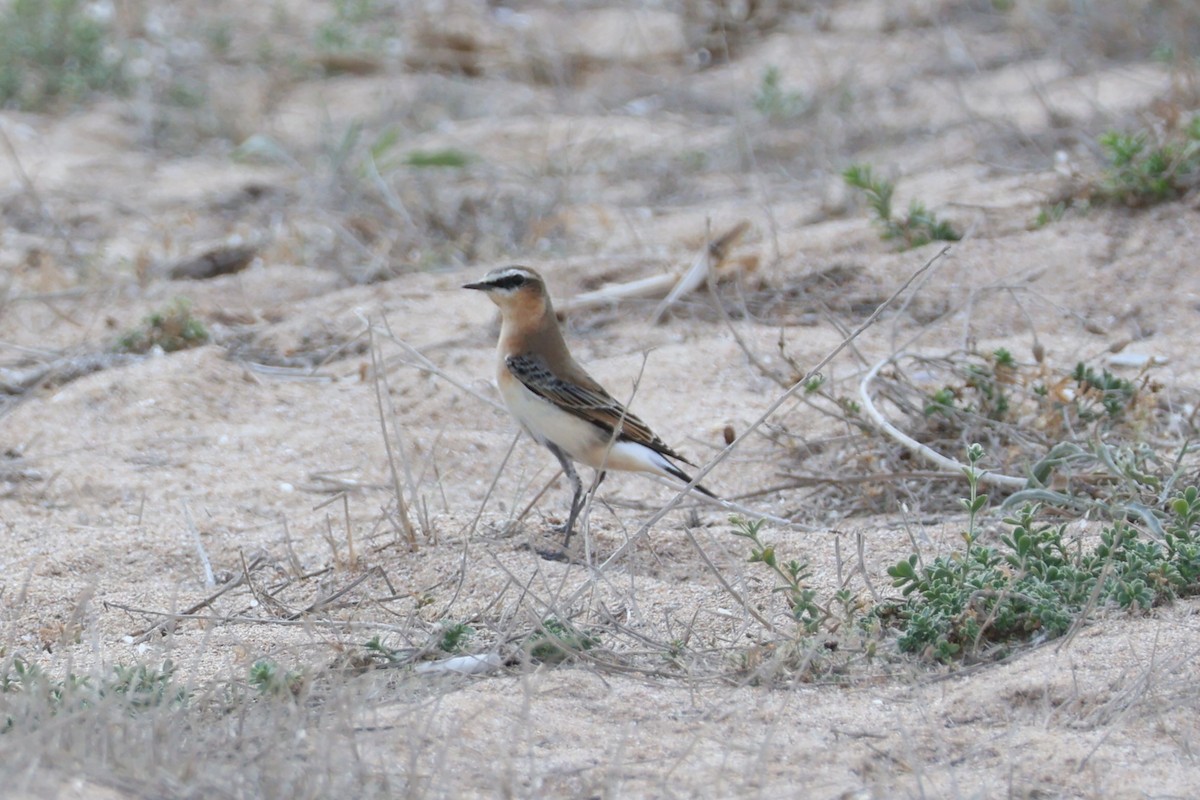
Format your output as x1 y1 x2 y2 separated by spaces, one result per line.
464 265 716 548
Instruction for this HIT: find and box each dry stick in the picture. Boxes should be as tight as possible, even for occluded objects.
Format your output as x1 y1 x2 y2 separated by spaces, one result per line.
778 470 968 485
642 474 804 529
565 246 954 608
858 356 1027 490
368 321 418 548
240 549 288 616
856 532 883 605
510 469 565 529
373 320 505 412
0 124 80 263
459 430 523 540
280 515 304 575
182 500 215 587
117 607 421 633
651 220 749 324
343 493 356 569
378 341 420 514
437 431 523 622
286 568 381 619
682 527 777 634
886 266 1049 368
125 554 268 643
702 221 787 388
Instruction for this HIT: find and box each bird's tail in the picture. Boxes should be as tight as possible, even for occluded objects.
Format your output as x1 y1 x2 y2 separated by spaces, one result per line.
662 461 718 500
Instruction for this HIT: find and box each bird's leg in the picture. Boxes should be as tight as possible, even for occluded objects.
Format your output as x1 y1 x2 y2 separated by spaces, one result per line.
546 444 583 547
586 470 607 510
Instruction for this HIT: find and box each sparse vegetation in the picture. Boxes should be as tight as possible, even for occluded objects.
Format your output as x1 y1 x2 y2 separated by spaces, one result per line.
403 148 475 169
1091 118 1200 207
732 445 1200 666
843 164 961 249
523 618 599 664
865 347 1173 495
1031 200 1066 228
2 658 186 732
314 0 395 58
116 299 209 354
248 659 306 698
438 621 474 653
753 65 807 121
4 1 1200 795
882 447 1200 663
731 516 827 634
0 0 126 110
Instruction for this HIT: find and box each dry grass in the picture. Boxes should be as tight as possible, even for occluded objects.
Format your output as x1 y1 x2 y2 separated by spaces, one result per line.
3 0 1200 797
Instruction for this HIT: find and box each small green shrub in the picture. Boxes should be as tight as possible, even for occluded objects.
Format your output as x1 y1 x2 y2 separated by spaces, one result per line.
903 349 1148 456
438 622 474 654
314 0 394 56
1070 362 1136 419
403 149 475 169
248 659 304 698
730 516 827 634
1031 201 1066 229
1093 119 1200 207
0 0 126 110
919 349 1016 423
2 658 186 732
117 299 209 354
523 618 598 664
843 164 960 249
753 66 807 121
879 447 1200 663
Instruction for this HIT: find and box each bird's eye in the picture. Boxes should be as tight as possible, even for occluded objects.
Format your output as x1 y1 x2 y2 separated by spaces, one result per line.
491 273 526 290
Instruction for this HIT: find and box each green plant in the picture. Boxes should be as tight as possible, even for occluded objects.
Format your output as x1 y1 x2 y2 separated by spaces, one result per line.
1093 120 1200 207
107 661 189 709
2 658 186 732
117 299 209 354
362 635 401 663
922 350 1015 422
753 66 807 121
314 0 394 56
1071 362 1137 419
1032 201 1067 229
438 622 474 654
0 0 126 110
880 446 1200 663
364 126 475 172
924 386 958 417
730 516 828 634
403 149 475 169
248 659 304 698
842 164 960 249
523 618 598 664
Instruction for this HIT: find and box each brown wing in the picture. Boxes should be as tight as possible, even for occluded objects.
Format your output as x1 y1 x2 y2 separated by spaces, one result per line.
505 353 694 466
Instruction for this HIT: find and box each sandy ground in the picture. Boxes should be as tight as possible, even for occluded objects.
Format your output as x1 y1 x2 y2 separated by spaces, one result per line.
2 1 1200 797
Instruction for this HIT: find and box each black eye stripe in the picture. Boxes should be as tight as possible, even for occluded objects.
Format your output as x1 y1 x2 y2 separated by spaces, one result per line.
490 273 526 290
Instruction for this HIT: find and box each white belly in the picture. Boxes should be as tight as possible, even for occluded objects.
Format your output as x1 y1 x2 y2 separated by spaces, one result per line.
499 374 603 462
497 370 675 476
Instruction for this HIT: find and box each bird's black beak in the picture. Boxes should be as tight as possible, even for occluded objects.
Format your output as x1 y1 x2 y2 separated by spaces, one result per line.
462 281 490 291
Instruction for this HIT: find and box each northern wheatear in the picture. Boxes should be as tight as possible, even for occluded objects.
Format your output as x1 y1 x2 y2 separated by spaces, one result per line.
464 266 716 546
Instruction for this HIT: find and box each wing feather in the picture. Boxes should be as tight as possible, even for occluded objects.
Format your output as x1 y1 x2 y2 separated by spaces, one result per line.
505 353 693 465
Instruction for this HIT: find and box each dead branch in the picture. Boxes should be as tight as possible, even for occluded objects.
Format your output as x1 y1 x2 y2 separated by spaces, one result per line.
858 355 1027 490
557 220 751 316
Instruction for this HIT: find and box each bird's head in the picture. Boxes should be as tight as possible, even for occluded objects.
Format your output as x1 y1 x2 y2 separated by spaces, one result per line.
463 266 551 319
